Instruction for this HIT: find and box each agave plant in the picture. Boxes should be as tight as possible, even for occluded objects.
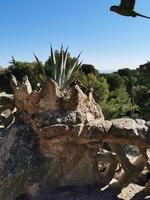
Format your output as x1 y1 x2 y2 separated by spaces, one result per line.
34 45 82 90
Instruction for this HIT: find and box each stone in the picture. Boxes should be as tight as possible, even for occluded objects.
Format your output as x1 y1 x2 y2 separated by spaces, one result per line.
109 118 147 137
1 77 150 199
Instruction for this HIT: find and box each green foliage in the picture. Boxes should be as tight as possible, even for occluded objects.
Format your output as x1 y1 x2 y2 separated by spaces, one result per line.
9 58 40 90
104 73 125 91
0 47 82 92
44 46 82 90
0 53 149 121
80 70 133 119
81 64 96 75
103 87 133 119
112 63 150 120
80 73 109 106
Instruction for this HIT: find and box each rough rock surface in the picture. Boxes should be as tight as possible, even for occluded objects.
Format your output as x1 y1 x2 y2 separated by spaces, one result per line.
0 79 105 199
0 78 150 200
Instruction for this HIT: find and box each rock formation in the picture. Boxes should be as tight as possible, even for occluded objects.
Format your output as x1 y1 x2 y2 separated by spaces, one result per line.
0 76 150 199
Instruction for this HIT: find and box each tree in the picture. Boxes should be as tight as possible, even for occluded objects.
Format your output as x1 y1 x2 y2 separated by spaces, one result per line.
103 86 132 119
103 73 125 91
9 59 39 90
80 64 96 75
80 73 109 104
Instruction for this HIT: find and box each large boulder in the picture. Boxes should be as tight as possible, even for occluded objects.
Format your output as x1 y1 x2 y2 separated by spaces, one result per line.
0 78 150 199
0 79 104 199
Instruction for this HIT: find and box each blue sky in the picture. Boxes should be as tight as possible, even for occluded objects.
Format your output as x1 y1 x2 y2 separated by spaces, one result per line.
0 0 150 72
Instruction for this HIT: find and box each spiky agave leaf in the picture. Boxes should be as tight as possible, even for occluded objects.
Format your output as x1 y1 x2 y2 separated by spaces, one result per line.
47 45 82 90
50 45 57 80
58 45 64 87
69 61 82 82
61 46 68 86
66 52 82 81
34 54 47 83
62 61 82 90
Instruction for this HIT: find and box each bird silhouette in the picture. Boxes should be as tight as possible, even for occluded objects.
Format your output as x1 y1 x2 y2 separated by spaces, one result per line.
110 0 150 19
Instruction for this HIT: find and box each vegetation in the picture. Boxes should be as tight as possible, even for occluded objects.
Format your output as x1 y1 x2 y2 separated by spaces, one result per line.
0 50 150 120
35 46 82 90
80 63 150 121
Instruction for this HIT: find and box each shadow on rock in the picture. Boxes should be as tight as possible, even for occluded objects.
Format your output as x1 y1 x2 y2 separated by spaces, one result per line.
16 186 124 200
130 189 150 200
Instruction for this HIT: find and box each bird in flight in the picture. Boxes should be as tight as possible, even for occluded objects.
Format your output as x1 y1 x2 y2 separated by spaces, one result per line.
110 0 150 19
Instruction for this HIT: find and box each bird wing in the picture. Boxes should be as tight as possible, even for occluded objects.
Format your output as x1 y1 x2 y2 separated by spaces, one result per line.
120 0 136 10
